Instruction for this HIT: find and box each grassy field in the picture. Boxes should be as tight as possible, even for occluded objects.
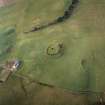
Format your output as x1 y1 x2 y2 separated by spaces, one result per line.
0 0 105 105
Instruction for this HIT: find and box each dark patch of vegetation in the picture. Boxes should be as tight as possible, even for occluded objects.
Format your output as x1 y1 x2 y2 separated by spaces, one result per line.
92 102 105 105
4 28 15 36
0 27 16 60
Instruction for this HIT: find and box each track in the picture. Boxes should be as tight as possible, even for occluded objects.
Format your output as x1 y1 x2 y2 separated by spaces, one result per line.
25 0 79 33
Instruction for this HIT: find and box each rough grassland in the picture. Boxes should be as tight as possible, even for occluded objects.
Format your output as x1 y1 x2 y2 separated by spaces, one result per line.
0 0 105 105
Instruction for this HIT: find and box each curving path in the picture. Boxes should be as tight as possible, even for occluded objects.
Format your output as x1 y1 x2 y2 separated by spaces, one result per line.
25 0 79 33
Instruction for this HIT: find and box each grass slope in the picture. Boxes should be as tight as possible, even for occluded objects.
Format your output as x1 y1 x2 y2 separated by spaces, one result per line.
0 0 105 104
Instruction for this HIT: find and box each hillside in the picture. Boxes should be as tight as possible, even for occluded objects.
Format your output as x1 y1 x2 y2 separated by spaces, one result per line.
0 0 105 105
